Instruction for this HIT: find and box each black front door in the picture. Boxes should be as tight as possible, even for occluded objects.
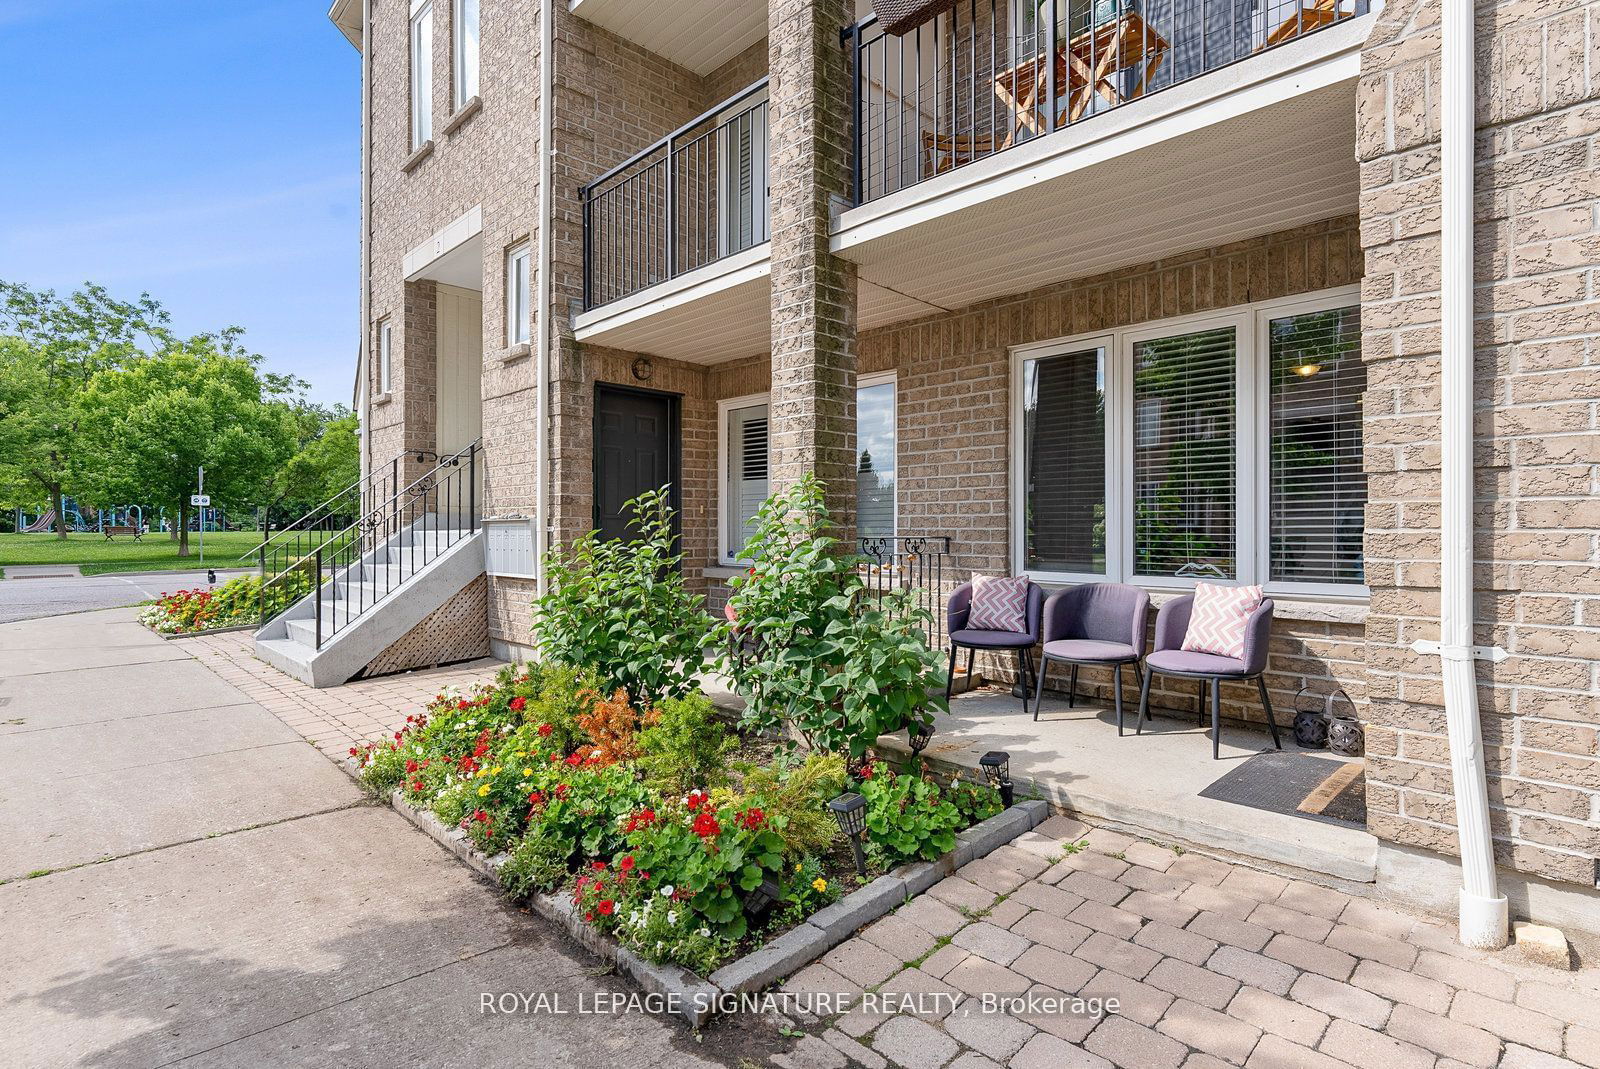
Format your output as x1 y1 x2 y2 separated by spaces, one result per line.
593 384 680 542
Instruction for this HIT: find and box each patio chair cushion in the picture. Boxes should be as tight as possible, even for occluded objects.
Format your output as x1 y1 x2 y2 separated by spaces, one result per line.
1041 638 1137 663
950 628 1036 650
1181 581 1263 659
1147 648 1250 677
967 574 1030 632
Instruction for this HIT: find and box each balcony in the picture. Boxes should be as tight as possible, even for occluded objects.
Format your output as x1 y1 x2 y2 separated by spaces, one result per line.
838 0 1375 329
575 79 773 364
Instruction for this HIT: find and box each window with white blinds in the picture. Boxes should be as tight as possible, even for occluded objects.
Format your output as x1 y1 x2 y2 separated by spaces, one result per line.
1022 346 1106 574
1133 326 1237 579
1011 289 1366 594
725 403 768 559
1269 306 1365 585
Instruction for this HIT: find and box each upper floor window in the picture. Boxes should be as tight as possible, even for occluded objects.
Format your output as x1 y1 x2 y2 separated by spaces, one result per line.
506 243 531 346
453 0 479 105
1014 288 1365 595
377 319 393 394
410 0 434 149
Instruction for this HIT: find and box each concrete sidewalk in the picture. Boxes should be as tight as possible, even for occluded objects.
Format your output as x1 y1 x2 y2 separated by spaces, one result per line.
0 607 785 1068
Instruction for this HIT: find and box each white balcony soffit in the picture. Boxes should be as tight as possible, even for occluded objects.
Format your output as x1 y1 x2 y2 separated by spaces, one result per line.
404 207 484 289
572 243 772 364
837 15 1374 330
568 0 767 75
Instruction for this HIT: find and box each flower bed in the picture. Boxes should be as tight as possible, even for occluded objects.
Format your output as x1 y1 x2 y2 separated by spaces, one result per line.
139 571 312 635
354 661 1006 978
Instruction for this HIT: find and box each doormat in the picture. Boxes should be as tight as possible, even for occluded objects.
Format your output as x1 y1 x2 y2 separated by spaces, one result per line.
1197 751 1366 829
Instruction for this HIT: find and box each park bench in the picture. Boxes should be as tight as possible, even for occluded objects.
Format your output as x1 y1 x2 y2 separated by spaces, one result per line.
103 525 144 541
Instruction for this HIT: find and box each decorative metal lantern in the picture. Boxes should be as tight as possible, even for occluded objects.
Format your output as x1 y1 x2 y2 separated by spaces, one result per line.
1292 686 1331 749
1328 704 1364 758
908 718 934 757
743 878 781 919
828 792 869 876
979 751 1015 807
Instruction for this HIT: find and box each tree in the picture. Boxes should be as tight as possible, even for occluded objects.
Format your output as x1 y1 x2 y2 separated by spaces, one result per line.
0 281 170 537
77 337 298 556
273 410 360 524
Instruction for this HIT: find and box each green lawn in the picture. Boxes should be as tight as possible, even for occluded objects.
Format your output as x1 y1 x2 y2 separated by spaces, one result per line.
0 531 272 576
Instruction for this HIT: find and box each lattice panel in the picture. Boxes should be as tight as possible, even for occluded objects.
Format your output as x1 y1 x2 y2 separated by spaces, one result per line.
358 576 490 679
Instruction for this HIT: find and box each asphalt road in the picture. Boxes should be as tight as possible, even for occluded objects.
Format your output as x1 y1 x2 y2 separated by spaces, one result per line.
0 569 253 624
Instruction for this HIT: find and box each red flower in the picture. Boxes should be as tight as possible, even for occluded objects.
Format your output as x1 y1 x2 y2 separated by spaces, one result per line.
686 789 707 812
624 808 657 833
692 811 721 839
405 759 419 773
597 900 615 916
510 696 527 712
738 807 766 831
537 723 553 738
619 855 635 872
565 753 583 766
553 784 570 799
458 699 471 710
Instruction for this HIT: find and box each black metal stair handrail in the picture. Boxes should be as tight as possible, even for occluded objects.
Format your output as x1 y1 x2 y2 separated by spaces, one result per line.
257 440 480 647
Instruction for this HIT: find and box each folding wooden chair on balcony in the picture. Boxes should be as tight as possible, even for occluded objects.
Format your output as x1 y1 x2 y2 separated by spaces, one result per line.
1260 0 1347 48
919 131 997 177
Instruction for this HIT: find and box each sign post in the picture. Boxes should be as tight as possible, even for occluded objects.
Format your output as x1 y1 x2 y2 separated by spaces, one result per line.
191 467 210 573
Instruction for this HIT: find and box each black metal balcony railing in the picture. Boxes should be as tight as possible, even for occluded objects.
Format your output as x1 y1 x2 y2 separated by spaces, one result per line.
581 78 770 309
847 0 1367 203
859 535 953 649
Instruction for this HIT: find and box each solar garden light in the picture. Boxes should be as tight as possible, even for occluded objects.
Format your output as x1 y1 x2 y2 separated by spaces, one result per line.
979 751 1015 808
743 877 781 919
908 718 934 758
828 792 868 876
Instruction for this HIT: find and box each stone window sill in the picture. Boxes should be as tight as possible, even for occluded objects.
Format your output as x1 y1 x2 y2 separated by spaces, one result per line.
401 139 434 173
442 96 481 137
704 565 743 581
498 342 531 364
372 391 393 407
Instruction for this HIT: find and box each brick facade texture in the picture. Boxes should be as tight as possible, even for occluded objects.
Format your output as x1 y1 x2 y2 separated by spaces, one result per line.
359 0 1600 892
1357 0 1600 887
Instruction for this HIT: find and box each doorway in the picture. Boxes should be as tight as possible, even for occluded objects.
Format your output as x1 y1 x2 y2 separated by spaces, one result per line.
593 384 680 542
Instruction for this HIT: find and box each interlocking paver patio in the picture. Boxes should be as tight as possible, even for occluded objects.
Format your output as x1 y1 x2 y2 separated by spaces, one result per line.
783 810 1600 1069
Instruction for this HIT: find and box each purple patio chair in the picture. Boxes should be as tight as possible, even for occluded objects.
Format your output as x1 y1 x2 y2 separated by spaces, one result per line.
1035 583 1150 733
1135 594 1283 759
945 580 1045 712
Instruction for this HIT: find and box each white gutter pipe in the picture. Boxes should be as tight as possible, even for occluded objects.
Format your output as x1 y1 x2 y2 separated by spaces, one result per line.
533 0 554 595
359 0 373 488
1413 0 1509 950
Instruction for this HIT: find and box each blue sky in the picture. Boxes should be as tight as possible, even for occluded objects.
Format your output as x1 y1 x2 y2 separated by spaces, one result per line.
0 0 360 407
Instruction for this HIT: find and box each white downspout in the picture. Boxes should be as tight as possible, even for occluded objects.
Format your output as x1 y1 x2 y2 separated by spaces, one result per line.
359 0 374 490
534 0 553 596
1418 0 1509 950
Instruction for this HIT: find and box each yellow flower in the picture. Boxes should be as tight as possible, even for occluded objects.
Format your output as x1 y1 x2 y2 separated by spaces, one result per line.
523 768 533 777
477 784 491 797
476 768 489 779
795 862 803 872
490 766 502 775
812 877 828 893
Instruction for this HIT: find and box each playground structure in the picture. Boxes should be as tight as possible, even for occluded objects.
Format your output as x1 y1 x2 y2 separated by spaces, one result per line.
11 501 173 535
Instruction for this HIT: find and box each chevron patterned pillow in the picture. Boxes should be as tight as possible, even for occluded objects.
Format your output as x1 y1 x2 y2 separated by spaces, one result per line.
967 574 1029 632
1181 581 1264 659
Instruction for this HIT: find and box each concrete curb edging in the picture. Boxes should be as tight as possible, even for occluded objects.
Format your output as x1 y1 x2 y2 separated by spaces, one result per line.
357 762 1050 1029
158 622 259 641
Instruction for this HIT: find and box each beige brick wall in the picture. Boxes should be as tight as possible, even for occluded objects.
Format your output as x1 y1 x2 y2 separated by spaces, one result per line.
1358 0 1600 887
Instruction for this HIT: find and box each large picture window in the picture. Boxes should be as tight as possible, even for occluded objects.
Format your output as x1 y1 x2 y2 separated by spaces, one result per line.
1012 288 1365 595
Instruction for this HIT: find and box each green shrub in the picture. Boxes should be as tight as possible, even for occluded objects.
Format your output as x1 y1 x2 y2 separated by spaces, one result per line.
500 833 573 898
532 487 714 705
737 751 847 860
859 761 965 865
524 664 602 756
718 475 946 758
636 693 735 794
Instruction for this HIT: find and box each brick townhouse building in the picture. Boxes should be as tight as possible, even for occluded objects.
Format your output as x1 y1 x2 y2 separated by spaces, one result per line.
282 0 1600 947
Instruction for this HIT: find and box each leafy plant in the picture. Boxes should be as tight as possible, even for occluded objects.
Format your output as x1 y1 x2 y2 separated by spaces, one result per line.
636 693 735 794
500 832 574 898
859 761 966 865
736 751 847 860
574 687 653 766
718 475 946 758
532 486 713 705
523 664 601 756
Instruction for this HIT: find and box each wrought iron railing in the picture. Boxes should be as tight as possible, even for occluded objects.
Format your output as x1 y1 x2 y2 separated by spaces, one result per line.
859 535 953 648
581 78 770 309
258 441 480 648
847 0 1367 203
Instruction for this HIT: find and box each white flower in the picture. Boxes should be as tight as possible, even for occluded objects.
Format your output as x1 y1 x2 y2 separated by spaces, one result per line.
697 927 711 938
660 885 675 898
667 910 678 925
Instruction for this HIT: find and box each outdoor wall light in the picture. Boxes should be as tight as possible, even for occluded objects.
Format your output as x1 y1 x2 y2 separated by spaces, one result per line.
908 718 934 757
828 792 868 876
979 751 1015 807
1292 362 1322 378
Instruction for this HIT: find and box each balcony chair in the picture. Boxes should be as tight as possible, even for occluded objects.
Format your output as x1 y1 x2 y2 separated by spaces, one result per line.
1135 593 1282 759
1034 583 1149 733
946 579 1045 713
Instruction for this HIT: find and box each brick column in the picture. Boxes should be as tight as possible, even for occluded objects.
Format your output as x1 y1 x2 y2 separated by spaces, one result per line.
1358 0 1600 889
400 279 440 485
768 0 859 538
